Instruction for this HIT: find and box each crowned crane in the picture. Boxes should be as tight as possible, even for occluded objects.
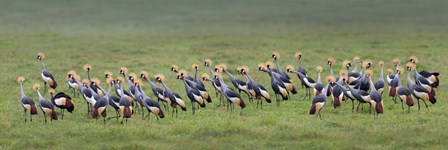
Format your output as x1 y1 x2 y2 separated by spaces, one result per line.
345 80 371 113
387 58 401 86
395 68 414 113
326 57 336 96
18 76 38 123
238 66 271 109
155 74 187 117
406 63 436 111
116 77 133 124
204 59 223 107
103 72 121 120
374 61 385 95
286 65 316 100
120 67 138 100
128 73 143 115
313 66 324 97
358 60 372 92
37 52 57 95
83 64 103 96
265 61 296 95
330 70 346 108
409 56 436 97
215 73 246 115
48 89 74 120
140 71 169 111
218 64 252 102
173 66 212 103
92 78 113 124
271 52 292 80
348 57 362 85
295 52 308 89
271 52 297 94
135 79 165 120
67 70 80 98
33 83 57 122
67 74 91 115
386 68 394 89
177 70 206 115
260 63 288 106
191 64 206 87
366 70 383 117
87 78 103 110
389 68 402 103
310 76 335 120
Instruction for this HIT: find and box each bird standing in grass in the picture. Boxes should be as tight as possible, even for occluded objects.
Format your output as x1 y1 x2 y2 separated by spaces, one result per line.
18 76 38 123
37 52 57 95
191 64 206 87
409 56 436 97
155 74 187 117
406 63 436 111
204 59 223 107
215 73 246 115
67 70 80 98
366 70 383 117
135 79 165 120
104 72 121 120
218 64 252 102
313 66 324 97
374 61 385 95
140 71 169 111
295 52 308 89
395 67 414 113
287 64 316 100
116 77 133 124
84 64 103 96
260 63 288 106
310 76 335 120
238 66 271 109
33 83 57 122
271 52 297 94
177 70 206 115
326 57 336 96
92 78 113 124
48 89 74 120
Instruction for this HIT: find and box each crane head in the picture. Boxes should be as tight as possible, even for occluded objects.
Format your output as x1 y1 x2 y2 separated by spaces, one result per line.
37 52 45 60
83 64 92 72
140 71 149 79
192 64 199 70
393 58 401 66
272 51 280 60
286 65 294 73
342 60 351 70
171 65 179 73
105 71 113 79
327 57 335 66
120 67 128 75
18 76 25 83
295 52 302 60
204 59 212 66
154 74 165 83
409 56 418 64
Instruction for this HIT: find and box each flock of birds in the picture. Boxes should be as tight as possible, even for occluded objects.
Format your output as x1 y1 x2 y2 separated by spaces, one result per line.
17 52 440 124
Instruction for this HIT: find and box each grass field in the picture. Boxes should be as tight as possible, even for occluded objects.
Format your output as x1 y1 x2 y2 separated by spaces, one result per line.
1 0 448 149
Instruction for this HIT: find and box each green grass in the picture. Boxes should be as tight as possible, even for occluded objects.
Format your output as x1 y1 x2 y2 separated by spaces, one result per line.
1 0 448 149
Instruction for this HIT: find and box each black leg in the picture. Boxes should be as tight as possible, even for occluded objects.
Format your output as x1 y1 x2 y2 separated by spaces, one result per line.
417 99 421 111
351 100 355 113
43 112 47 123
43 82 47 96
401 99 405 113
24 110 27 123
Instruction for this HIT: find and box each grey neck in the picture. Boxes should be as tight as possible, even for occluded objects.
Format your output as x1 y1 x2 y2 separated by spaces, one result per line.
20 82 26 98
87 70 92 82
37 90 44 102
317 72 321 83
208 66 215 76
330 64 333 76
275 59 283 72
40 60 46 71
379 66 384 80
